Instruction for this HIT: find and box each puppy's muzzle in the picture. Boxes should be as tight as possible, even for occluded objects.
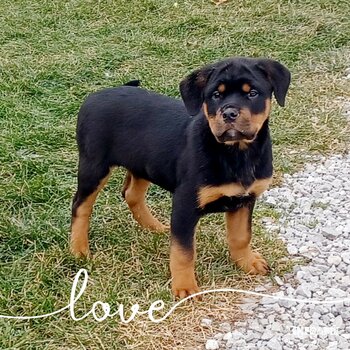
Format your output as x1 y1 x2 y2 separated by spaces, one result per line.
217 106 256 142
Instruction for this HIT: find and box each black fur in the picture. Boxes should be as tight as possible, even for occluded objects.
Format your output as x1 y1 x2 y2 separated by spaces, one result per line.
123 80 141 87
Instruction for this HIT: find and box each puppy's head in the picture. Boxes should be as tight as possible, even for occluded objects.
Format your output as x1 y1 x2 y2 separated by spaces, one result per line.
180 57 291 145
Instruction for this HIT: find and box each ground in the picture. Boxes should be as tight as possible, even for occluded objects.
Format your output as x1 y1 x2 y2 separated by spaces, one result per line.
0 0 349 349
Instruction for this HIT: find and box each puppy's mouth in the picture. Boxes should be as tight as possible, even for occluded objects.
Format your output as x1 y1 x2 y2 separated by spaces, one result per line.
216 129 256 143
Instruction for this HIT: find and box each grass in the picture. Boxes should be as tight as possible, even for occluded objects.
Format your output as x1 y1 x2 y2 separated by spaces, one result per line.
0 0 349 349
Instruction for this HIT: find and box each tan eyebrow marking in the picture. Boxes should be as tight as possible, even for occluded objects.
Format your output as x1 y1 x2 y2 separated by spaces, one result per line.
218 84 226 93
242 83 251 93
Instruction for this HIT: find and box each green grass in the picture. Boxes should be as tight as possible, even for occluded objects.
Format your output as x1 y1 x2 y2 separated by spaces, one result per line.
0 0 349 349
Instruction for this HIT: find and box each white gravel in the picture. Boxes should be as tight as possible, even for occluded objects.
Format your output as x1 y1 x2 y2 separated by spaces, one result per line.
204 153 350 350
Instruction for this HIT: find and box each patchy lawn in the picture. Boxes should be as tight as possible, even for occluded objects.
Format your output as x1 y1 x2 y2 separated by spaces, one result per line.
0 0 349 348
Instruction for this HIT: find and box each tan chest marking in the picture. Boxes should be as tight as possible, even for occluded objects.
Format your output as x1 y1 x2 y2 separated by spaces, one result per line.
198 178 272 208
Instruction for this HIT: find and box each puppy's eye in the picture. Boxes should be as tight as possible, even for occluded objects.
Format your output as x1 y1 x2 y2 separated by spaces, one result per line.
247 89 259 98
212 91 222 99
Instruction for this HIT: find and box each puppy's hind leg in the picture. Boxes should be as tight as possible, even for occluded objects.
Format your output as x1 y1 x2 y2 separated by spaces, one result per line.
70 158 111 258
122 171 168 232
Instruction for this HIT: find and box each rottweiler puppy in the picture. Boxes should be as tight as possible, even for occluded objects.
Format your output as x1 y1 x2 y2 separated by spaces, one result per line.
70 57 291 298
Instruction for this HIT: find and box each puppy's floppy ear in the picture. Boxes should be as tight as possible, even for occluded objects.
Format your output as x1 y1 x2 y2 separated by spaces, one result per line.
257 59 291 107
179 65 214 116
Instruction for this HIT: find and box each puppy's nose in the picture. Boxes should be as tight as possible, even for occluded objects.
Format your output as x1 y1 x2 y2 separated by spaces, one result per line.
222 108 239 122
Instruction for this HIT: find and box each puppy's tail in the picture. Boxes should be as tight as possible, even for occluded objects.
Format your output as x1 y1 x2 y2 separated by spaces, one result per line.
123 80 141 87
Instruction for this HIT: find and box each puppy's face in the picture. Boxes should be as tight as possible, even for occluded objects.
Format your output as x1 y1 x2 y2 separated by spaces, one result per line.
180 58 291 145
202 71 272 144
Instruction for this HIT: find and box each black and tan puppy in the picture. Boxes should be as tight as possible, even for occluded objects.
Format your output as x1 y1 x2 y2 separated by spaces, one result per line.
70 57 291 298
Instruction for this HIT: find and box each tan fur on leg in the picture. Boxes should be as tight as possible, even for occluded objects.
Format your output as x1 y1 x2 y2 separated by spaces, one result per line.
70 174 110 258
124 173 168 232
170 239 200 299
226 208 269 274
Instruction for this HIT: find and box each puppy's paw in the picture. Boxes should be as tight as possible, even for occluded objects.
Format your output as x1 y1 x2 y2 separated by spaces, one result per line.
151 222 169 233
172 280 201 300
70 240 91 259
245 251 270 275
232 250 270 275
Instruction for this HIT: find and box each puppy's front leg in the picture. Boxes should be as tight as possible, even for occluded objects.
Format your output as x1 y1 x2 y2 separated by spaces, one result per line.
170 190 200 299
226 200 269 275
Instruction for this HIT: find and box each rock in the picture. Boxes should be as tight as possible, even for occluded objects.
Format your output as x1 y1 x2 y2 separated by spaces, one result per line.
321 227 341 240
261 330 274 340
223 332 232 341
340 310 350 322
265 196 277 205
295 284 312 298
272 303 285 313
213 333 223 340
201 318 212 327
303 312 311 319
338 337 349 349
230 330 243 341
248 319 263 333
271 322 283 332
334 315 344 329
328 287 347 298
327 255 342 265
314 305 329 315
267 315 275 323
234 339 247 347
205 339 219 350
239 303 257 313
328 341 339 350
260 297 276 305
299 245 311 254
274 276 284 286
341 252 350 264
278 299 296 308
266 337 283 350
287 245 298 255
219 322 231 333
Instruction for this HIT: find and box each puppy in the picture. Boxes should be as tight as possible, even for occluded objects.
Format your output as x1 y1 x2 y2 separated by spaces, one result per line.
70 57 291 298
